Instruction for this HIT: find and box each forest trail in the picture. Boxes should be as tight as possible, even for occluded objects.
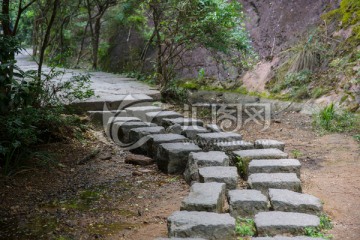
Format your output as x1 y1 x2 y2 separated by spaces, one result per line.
16 50 160 105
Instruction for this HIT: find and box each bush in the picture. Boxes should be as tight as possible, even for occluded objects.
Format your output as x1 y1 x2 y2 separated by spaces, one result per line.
313 103 360 133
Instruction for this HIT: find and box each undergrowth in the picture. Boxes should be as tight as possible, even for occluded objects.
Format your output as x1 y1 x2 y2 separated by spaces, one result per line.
235 217 256 239
304 214 333 239
312 103 360 134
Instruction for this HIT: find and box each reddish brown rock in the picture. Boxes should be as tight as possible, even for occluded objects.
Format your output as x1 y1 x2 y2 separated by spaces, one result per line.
125 154 155 166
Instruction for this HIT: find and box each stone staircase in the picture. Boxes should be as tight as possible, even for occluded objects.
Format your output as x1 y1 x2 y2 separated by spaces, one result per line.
93 94 325 240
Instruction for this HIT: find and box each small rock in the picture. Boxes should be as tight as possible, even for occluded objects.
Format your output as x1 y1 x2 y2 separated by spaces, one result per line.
132 171 142 176
125 154 155 166
99 152 112 160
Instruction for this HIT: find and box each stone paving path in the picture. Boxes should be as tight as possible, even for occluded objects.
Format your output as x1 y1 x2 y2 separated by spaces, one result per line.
15 50 160 111
90 94 327 240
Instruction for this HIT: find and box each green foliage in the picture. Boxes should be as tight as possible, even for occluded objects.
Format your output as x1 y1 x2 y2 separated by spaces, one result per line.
235 218 256 238
304 214 333 239
313 103 360 133
353 134 360 142
311 87 331 99
291 149 303 158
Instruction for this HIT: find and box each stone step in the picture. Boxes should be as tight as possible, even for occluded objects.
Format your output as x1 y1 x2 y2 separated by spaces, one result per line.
269 189 323 214
128 126 166 153
146 134 187 157
181 182 226 213
233 149 289 178
70 93 154 112
228 189 268 218
114 121 153 143
205 124 221 132
157 238 206 240
255 211 320 236
255 139 285 151
199 166 238 190
87 110 126 124
196 132 243 149
167 211 235 239
184 151 229 184
156 142 202 174
213 140 254 151
180 126 209 140
105 117 142 139
248 159 301 177
252 237 324 240
125 106 162 121
145 111 183 125
248 173 302 195
162 118 204 128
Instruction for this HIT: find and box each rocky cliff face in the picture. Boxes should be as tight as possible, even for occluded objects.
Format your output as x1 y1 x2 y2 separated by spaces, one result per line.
241 0 339 58
104 0 340 80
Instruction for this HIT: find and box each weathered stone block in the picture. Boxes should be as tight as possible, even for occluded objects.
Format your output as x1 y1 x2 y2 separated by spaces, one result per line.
248 173 302 195
233 149 289 178
199 166 238 190
115 121 152 143
196 132 242 149
181 126 209 140
125 106 162 121
146 134 187 157
255 139 285 151
167 211 235 239
213 140 254 151
248 159 301 177
157 142 201 174
146 111 183 125
87 110 127 125
252 237 324 240
129 126 166 143
181 182 226 213
228 189 268 218
162 118 204 128
255 211 320 236
269 189 323 214
184 151 229 184
205 124 222 132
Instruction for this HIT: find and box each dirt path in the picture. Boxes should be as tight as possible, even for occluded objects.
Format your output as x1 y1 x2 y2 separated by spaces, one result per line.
0 112 359 239
241 112 360 239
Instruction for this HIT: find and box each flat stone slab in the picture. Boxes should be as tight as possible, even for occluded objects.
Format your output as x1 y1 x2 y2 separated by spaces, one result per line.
129 126 166 143
181 126 209 140
255 211 320 236
162 118 204 128
269 189 323 214
125 106 162 121
233 149 289 178
255 139 285 151
167 211 235 239
157 238 206 240
146 111 183 125
213 140 254 151
248 173 302 195
249 159 301 177
228 189 268 218
184 151 230 184
252 237 324 240
87 110 127 124
105 117 142 139
205 124 222 132
146 134 187 157
199 166 238 190
157 142 202 174
115 121 152 143
196 132 243 149
234 148 289 161
181 182 226 213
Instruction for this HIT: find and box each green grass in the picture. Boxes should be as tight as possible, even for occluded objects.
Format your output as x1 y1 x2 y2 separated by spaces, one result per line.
304 214 333 239
291 149 303 158
235 218 256 239
313 103 360 133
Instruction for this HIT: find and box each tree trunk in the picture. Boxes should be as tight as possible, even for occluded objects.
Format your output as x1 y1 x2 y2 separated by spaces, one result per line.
92 16 101 69
38 0 60 79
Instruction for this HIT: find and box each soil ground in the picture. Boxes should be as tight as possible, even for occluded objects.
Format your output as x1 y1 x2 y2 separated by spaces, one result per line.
0 112 359 240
